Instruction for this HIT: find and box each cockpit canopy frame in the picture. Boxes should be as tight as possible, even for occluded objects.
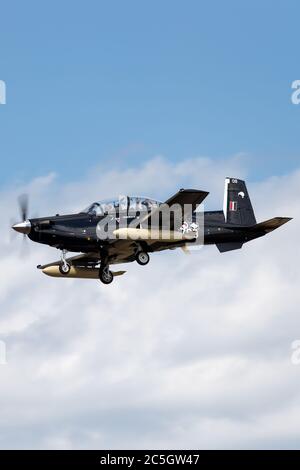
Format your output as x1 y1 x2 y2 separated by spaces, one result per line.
83 196 161 216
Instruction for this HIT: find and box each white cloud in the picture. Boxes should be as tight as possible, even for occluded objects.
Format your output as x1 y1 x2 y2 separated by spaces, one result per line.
0 155 298 449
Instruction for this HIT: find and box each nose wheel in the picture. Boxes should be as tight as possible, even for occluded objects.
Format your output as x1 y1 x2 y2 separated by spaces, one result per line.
136 251 150 266
59 249 71 275
59 262 71 275
99 266 114 284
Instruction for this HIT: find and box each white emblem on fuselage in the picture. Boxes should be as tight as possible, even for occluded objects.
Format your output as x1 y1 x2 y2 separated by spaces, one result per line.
238 191 245 198
180 221 199 238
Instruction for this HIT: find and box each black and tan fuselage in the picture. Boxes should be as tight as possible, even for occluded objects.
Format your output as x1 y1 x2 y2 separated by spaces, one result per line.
25 210 266 255
12 178 292 278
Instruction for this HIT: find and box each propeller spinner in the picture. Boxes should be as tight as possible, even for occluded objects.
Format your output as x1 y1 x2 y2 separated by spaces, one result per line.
12 194 32 235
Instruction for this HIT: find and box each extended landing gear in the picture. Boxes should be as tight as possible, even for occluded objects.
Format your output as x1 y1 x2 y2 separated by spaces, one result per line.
98 250 114 284
99 266 114 284
59 249 71 275
135 251 150 266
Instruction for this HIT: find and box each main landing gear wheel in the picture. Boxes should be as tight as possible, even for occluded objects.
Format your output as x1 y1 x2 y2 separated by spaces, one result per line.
59 262 71 275
99 267 114 284
136 251 150 266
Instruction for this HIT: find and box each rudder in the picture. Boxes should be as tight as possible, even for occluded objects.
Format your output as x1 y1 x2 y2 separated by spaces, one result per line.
223 178 256 226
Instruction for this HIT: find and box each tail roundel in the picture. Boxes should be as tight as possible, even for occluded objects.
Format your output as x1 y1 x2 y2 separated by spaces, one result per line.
223 178 256 226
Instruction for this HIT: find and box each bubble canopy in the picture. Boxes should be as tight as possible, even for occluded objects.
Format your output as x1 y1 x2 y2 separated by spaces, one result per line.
82 196 162 216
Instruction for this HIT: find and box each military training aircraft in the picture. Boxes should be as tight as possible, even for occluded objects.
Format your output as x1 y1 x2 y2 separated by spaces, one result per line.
12 178 292 284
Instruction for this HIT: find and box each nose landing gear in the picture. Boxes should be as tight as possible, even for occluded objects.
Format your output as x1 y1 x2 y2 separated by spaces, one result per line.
59 249 71 275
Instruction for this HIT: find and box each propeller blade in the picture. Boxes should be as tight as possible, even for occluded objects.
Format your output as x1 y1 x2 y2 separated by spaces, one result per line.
18 194 29 221
20 234 30 258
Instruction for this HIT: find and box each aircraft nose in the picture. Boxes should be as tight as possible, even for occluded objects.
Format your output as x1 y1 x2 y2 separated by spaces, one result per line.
12 220 31 235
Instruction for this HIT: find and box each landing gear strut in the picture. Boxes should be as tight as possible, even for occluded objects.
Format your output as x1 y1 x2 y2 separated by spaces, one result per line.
99 250 114 284
59 249 71 275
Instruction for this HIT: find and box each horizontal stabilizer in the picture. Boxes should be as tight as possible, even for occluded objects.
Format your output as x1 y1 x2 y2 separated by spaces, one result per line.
248 217 292 233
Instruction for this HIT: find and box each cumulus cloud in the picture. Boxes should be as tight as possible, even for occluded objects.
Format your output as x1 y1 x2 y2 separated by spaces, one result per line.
0 155 298 449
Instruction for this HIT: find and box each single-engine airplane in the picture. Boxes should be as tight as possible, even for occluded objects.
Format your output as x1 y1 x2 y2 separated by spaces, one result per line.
12 178 292 284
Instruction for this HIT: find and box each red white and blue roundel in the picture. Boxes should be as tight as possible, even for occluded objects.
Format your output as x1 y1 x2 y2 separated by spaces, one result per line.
229 201 237 211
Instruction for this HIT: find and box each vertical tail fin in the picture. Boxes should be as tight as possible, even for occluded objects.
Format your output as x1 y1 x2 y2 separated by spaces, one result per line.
223 178 256 226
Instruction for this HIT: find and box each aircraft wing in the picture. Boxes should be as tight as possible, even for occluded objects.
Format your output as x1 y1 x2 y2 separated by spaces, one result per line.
37 252 100 270
37 250 130 279
164 188 209 208
37 241 139 271
140 188 209 227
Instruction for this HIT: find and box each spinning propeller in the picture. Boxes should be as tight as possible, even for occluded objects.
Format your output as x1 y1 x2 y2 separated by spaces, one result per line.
19 194 29 224
12 194 31 235
11 194 32 256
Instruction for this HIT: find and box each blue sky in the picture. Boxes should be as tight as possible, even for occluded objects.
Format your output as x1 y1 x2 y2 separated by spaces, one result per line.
0 0 300 186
